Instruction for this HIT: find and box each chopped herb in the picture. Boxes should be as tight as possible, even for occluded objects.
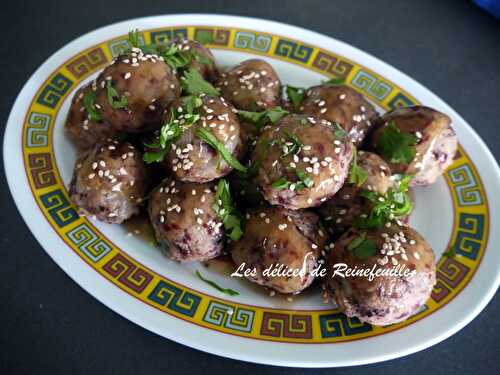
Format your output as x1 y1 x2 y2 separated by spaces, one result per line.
105 81 128 109
82 90 102 122
281 131 303 158
285 85 306 111
213 179 244 241
324 77 345 86
347 232 367 251
181 68 220 96
191 50 214 65
196 128 247 172
347 232 377 259
377 121 418 164
348 148 368 187
196 270 239 296
356 174 414 229
128 29 141 48
332 122 348 139
161 44 193 70
143 96 202 163
238 106 289 131
195 32 214 45
295 169 314 190
271 177 291 189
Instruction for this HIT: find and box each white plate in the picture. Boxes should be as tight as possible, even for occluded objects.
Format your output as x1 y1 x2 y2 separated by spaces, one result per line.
4 14 500 367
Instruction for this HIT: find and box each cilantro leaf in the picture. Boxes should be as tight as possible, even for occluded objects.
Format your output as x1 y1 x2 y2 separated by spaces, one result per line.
213 179 244 241
332 122 348 139
348 232 377 259
347 232 367 251
196 270 239 296
285 85 305 111
105 81 128 109
181 68 219 96
238 106 289 131
128 29 141 48
83 90 102 122
143 149 168 164
295 169 314 190
324 77 345 85
271 177 291 189
377 122 418 164
348 148 369 187
196 128 247 172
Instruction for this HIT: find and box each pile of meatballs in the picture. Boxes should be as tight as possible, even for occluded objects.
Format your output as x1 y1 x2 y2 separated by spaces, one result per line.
66 33 458 326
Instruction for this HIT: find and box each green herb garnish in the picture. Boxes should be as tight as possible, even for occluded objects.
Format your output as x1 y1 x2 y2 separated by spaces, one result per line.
196 270 239 296
271 177 291 189
238 106 289 131
271 169 314 191
332 122 348 139
143 96 202 163
377 121 418 164
128 29 141 48
324 77 345 86
105 81 128 109
181 68 220 96
348 148 368 187
355 174 414 229
285 85 306 111
196 127 247 172
82 90 102 122
348 232 377 259
213 179 244 241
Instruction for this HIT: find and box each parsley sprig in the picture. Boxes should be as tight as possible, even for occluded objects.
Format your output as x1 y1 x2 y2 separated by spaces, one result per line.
105 81 128 109
284 85 305 111
347 232 377 260
348 148 368 187
181 68 220 96
196 270 239 296
196 128 247 172
237 106 289 131
377 121 418 164
143 96 202 163
83 90 102 122
213 179 244 241
355 174 414 229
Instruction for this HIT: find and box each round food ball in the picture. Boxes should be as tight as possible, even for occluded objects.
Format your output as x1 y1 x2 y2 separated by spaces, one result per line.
163 95 243 183
216 59 281 111
318 151 394 232
69 141 149 223
326 225 436 326
230 206 325 294
252 114 354 209
148 178 224 262
94 48 181 133
65 83 121 150
168 38 218 81
370 106 457 186
300 84 378 146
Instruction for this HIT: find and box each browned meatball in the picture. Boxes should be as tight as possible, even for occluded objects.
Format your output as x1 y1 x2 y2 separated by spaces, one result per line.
252 114 354 209
216 59 281 111
230 206 325 294
94 48 181 133
65 83 121 150
148 178 224 262
168 38 218 81
69 142 149 223
300 84 378 146
326 224 436 326
163 95 243 183
370 106 457 186
318 151 394 232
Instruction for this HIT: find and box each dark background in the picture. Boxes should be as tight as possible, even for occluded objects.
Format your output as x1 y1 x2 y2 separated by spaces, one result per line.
1 0 499 374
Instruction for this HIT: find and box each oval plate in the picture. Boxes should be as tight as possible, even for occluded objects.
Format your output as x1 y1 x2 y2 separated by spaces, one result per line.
4 14 500 367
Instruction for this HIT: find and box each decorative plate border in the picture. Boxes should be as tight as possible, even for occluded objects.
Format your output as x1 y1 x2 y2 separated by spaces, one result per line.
22 25 489 344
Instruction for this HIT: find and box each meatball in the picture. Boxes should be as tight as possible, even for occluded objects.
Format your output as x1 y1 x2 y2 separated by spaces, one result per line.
370 106 457 186
230 206 325 294
69 142 149 223
94 48 181 133
148 178 224 262
163 95 243 183
300 84 378 146
326 225 436 326
65 83 121 150
216 59 281 111
318 151 394 232
168 38 218 81
252 114 354 209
